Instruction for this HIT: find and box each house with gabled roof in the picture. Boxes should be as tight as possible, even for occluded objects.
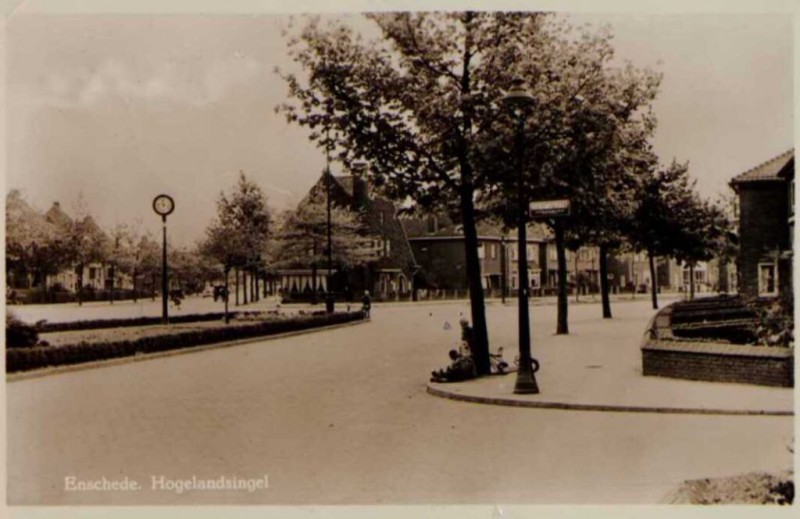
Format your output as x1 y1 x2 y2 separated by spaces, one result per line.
729 149 794 299
275 168 417 301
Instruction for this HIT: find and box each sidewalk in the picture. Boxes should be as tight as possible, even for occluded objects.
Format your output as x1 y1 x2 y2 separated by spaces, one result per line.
427 317 794 416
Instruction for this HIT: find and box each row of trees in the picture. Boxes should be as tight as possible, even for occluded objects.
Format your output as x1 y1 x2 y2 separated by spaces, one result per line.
276 12 735 374
7 191 219 304
6 170 378 314
199 171 379 319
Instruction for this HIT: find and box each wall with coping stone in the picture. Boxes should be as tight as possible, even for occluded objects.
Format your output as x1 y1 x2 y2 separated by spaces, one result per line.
641 304 794 388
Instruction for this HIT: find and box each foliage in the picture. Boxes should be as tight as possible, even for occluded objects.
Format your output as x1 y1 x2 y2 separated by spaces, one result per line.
273 177 378 270
168 246 218 294
63 196 109 293
750 293 794 347
34 312 252 333
7 311 366 373
200 172 272 274
628 160 731 264
6 311 39 348
5 190 71 288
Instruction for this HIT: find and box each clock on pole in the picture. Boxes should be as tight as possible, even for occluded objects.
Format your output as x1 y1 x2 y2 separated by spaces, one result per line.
153 194 175 221
152 194 175 324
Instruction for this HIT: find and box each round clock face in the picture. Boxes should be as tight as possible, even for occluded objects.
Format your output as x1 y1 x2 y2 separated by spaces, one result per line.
152 194 175 216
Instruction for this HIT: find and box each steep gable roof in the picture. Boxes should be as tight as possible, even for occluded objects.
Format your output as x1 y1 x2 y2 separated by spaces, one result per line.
44 202 73 230
730 149 794 187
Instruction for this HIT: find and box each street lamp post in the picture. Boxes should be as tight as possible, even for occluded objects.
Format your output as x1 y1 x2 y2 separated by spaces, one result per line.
502 78 540 395
500 234 507 304
152 194 175 325
325 164 335 314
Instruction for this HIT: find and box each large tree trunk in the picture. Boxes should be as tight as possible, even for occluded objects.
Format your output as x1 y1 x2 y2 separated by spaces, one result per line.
555 221 569 335
76 265 84 306
599 244 612 319
689 263 696 300
224 267 231 324
109 265 115 305
455 20 490 377
311 243 318 305
242 268 248 305
574 250 580 303
234 267 240 306
647 247 658 310
459 180 490 376
718 260 728 293
132 266 138 303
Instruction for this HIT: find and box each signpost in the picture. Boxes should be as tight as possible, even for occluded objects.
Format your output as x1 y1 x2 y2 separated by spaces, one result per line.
529 199 571 219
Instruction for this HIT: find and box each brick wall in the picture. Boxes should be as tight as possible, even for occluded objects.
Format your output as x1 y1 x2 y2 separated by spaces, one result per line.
737 183 789 299
642 341 793 388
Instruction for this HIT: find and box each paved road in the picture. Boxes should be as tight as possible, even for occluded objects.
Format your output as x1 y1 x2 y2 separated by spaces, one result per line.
7 300 792 505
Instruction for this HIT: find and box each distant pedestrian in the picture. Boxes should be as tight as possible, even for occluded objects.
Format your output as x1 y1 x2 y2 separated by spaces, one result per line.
170 289 184 310
361 290 372 318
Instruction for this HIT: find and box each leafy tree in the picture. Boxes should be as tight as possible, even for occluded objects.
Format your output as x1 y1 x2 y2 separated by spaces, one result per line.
168 245 217 295
200 172 271 320
135 233 162 300
274 180 378 300
627 160 719 308
64 195 108 305
278 12 607 372
559 85 659 320
670 195 731 300
5 190 68 289
711 193 739 293
471 22 660 332
106 223 144 303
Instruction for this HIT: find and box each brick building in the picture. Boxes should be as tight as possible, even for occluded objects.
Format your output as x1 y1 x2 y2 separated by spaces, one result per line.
729 149 794 299
401 214 549 294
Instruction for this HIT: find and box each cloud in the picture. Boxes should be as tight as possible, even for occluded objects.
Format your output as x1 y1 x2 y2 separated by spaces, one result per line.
17 55 265 108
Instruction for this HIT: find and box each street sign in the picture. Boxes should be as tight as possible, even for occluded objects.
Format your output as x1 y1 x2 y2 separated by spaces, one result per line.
529 199 570 218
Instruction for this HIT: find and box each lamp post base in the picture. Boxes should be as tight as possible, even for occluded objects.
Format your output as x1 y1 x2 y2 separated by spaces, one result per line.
514 369 540 394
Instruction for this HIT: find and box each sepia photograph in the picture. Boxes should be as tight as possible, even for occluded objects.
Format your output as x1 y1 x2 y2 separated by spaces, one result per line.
3 0 796 515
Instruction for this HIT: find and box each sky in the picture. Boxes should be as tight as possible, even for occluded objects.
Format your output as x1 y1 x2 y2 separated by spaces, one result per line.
4 6 795 246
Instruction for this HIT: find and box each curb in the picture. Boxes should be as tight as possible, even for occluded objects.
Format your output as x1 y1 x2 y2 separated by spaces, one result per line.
7 319 369 382
426 384 793 417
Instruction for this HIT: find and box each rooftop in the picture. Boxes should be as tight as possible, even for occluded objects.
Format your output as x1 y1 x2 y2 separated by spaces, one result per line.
730 149 794 186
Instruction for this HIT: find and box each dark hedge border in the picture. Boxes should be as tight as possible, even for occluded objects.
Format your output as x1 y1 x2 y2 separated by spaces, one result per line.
33 312 259 333
8 311 366 373
670 296 757 325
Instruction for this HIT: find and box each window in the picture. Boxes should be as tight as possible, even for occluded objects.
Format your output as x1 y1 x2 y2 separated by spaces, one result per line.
758 263 778 295
491 243 497 259
477 244 485 259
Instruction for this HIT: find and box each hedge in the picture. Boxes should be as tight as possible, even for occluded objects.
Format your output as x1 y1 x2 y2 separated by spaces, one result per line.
34 312 259 333
8 311 366 373
12 288 157 305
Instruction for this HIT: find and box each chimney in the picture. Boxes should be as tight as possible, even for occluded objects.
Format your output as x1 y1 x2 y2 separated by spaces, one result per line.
351 161 369 210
